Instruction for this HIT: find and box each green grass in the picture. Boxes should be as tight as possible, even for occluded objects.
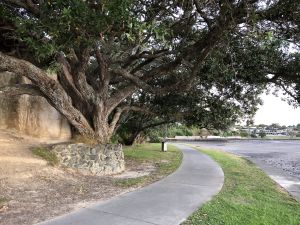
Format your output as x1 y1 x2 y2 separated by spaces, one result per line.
32 147 59 166
0 196 8 206
115 143 182 188
182 147 300 225
264 136 300 140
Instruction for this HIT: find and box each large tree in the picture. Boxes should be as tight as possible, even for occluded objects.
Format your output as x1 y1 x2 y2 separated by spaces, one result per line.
116 47 264 145
0 0 299 143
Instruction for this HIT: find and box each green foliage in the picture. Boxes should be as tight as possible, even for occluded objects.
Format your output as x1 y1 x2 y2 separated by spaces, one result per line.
1 0 173 62
114 177 144 188
183 148 300 225
147 130 164 143
12 0 135 61
259 130 267 138
2 0 300 142
147 124 194 143
0 196 8 206
240 130 249 138
32 147 58 166
223 130 239 137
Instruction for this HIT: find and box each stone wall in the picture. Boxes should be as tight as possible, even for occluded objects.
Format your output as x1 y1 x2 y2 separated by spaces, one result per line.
52 143 125 175
0 73 71 140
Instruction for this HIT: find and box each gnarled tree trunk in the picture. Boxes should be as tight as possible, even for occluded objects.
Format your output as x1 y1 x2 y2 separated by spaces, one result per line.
0 0 241 143
0 52 135 143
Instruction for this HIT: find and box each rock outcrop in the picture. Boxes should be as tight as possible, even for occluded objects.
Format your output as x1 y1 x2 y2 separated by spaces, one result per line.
0 73 71 140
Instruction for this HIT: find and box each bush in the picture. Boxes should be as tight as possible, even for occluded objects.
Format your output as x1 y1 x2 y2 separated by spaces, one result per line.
240 130 249 137
259 131 267 138
147 124 194 142
148 130 163 143
250 133 257 138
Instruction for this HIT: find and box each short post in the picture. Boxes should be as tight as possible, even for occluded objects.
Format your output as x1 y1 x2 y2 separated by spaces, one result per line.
161 140 168 152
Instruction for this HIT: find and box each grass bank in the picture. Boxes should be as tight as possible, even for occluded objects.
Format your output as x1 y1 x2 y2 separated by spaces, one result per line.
32 147 59 166
183 147 300 225
265 136 300 140
115 143 182 188
0 196 8 211
0 197 7 205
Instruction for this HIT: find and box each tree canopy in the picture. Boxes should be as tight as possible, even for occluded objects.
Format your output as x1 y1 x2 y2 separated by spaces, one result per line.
0 0 299 143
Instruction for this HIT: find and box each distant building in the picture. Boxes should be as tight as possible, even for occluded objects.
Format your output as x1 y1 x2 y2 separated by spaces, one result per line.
239 126 288 136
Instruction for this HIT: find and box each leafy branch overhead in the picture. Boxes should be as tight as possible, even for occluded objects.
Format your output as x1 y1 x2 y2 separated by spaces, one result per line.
0 0 299 143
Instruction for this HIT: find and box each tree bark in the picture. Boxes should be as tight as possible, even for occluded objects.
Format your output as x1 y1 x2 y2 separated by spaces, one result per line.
122 132 141 146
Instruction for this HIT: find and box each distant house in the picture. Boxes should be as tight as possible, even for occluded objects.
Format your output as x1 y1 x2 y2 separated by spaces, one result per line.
240 126 257 134
264 128 288 136
240 126 288 136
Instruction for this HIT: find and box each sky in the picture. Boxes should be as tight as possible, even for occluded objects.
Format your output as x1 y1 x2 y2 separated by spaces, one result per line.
254 92 300 126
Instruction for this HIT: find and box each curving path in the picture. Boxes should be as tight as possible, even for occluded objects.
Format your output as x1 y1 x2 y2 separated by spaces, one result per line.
38 144 224 225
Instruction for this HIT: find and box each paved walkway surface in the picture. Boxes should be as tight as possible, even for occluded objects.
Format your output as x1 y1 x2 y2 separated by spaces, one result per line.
189 140 300 202
38 144 224 225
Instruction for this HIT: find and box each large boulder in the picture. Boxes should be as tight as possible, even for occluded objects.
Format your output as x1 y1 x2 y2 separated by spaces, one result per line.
0 73 71 140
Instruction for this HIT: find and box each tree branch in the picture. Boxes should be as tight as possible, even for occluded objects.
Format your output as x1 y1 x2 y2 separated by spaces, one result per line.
106 85 137 115
95 47 110 96
194 0 213 29
73 48 95 100
141 120 172 131
3 0 41 16
0 51 95 136
107 1 252 117
276 80 299 102
0 84 42 96
112 68 155 93
122 49 169 69
109 105 155 133
57 52 85 102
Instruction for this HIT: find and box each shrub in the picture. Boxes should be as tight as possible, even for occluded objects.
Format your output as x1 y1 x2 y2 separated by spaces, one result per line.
240 130 249 137
250 133 257 138
259 131 267 138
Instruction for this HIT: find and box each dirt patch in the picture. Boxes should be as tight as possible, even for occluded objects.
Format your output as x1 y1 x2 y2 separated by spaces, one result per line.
0 129 155 225
113 163 156 179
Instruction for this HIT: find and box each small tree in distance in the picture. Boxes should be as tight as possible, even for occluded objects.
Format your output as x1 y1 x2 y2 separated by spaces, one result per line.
259 130 267 139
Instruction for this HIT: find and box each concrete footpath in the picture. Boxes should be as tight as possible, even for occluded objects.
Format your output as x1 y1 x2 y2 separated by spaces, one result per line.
38 144 224 225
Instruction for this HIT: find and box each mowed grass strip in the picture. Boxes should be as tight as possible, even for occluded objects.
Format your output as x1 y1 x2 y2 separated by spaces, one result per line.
182 148 300 225
115 143 182 188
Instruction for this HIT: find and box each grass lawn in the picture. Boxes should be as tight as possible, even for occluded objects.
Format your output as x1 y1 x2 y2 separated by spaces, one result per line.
182 147 300 225
114 143 182 188
264 136 300 140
